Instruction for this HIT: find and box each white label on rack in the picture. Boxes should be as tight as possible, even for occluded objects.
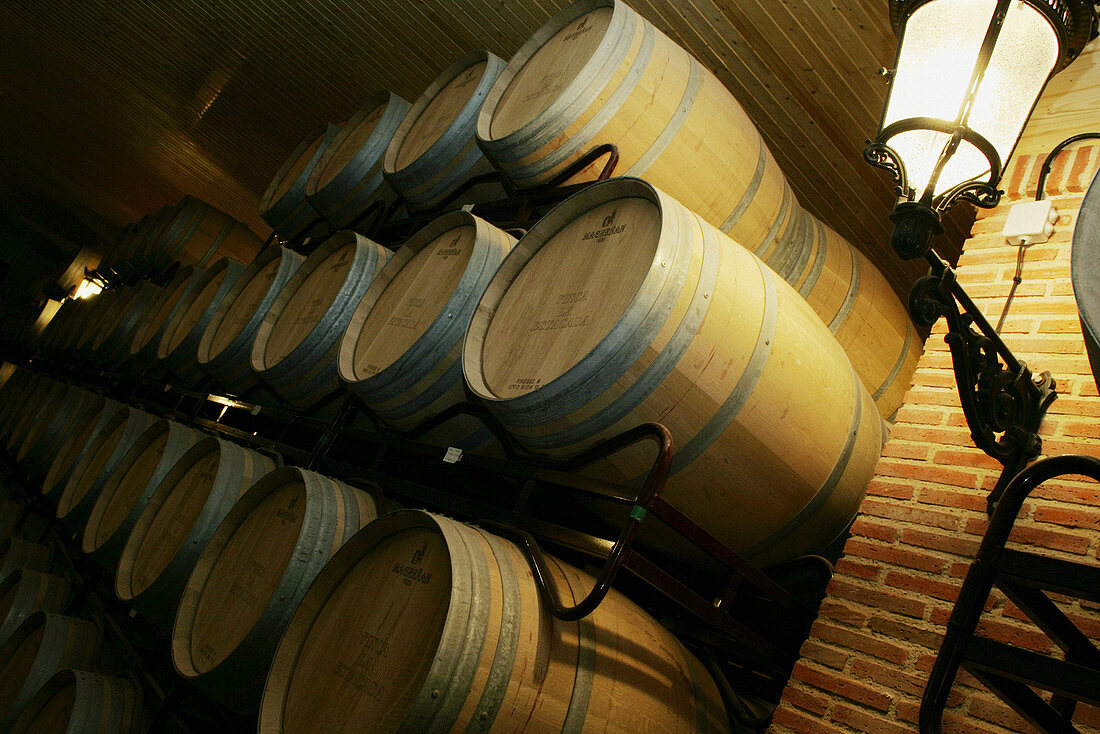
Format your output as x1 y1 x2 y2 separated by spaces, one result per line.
461 203 475 213
443 446 463 464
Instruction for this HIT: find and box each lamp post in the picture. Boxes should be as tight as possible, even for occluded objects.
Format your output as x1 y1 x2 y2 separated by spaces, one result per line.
865 0 1097 510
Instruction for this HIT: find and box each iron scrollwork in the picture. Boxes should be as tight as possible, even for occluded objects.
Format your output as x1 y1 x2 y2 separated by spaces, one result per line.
909 257 1057 512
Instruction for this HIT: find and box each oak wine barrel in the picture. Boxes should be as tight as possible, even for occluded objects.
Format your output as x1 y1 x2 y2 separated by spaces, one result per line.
0 539 53 586
196 246 304 398
305 92 410 230
260 510 730 733
0 612 100 731
42 398 124 504
172 467 379 710
260 125 339 240
339 211 515 448
55 408 154 533
9 669 143 734
81 420 199 570
128 266 208 374
141 196 263 271
383 50 506 212
117 437 279 630
156 257 246 386
251 232 391 409
463 178 886 566
0 569 70 652
476 0 920 417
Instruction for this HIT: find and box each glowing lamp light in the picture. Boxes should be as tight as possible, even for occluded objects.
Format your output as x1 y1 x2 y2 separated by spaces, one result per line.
866 0 1096 259
73 278 104 300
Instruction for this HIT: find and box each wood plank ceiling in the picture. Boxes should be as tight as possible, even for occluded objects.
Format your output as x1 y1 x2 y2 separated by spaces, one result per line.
0 0 973 301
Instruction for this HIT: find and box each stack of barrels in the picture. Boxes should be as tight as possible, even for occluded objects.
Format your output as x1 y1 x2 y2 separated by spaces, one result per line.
0 367 732 732
0 0 935 731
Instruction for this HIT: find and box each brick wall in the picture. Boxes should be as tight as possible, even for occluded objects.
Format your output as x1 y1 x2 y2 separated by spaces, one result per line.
770 43 1100 734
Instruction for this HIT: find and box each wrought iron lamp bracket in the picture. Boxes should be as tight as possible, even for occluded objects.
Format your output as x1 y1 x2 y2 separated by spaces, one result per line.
908 256 1057 512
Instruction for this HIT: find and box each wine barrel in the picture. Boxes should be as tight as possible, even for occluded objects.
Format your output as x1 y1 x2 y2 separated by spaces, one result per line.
141 196 263 270
260 125 339 240
172 467 378 710
89 282 162 367
0 539 53 585
0 369 34 439
0 613 100 731
156 257 246 386
476 0 919 417
42 398 124 504
260 510 730 734
9 669 142 734
383 49 507 211
304 92 409 230
4 377 60 452
338 211 515 447
0 569 69 651
0 498 20 542
251 232 391 409
196 246 304 398
1073 167 1100 392
81 420 199 570
17 385 98 481
8 379 68 456
55 408 154 533
127 266 207 374
463 178 886 566
117 437 278 630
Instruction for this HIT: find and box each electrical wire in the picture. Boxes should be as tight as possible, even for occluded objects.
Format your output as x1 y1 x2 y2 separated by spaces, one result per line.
995 132 1100 332
995 240 1028 334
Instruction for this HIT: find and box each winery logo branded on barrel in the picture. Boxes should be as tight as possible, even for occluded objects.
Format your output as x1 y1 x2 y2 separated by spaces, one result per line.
275 494 300 524
582 210 626 243
392 541 432 586
386 296 425 333
436 234 464 260
529 288 590 333
562 15 592 42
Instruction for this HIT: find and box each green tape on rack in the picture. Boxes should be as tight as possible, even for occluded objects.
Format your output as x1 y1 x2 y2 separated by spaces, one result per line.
630 505 647 521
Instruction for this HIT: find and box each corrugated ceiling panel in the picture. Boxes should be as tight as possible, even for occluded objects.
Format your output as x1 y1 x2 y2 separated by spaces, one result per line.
0 0 971 298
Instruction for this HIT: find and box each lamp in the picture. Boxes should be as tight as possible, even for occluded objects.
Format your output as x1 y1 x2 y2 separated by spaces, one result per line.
864 0 1097 512
866 0 1096 260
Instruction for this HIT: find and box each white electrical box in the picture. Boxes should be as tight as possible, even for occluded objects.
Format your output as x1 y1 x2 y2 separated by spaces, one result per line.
1002 200 1059 246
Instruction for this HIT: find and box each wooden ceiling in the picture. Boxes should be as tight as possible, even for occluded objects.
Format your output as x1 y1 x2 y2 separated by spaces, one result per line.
0 0 974 300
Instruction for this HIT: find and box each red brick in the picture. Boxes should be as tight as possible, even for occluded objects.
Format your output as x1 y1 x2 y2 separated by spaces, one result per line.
880 441 931 461
887 424 974 447
850 517 899 543
1034 504 1100 531
972 617 1056 654
1004 523 1092 554
829 578 926 619
860 499 962 531
867 616 943 651
849 658 927 697
930 448 1003 471
1030 481 1100 506
885 570 962 603
968 695 1036 732
818 600 871 627
893 406 947 426
800 640 849 670
843 537 947 573
864 478 914 500
809 620 910 665
942 712 1030 734
771 705 848 734
779 684 831 717
829 702 911 734
790 661 894 711
894 697 922 724
900 527 981 557
916 487 989 512
833 557 880 581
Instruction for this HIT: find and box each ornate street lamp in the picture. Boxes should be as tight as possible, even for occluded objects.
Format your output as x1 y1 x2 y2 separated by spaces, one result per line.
864 0 1097 510
867 0 1097 260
